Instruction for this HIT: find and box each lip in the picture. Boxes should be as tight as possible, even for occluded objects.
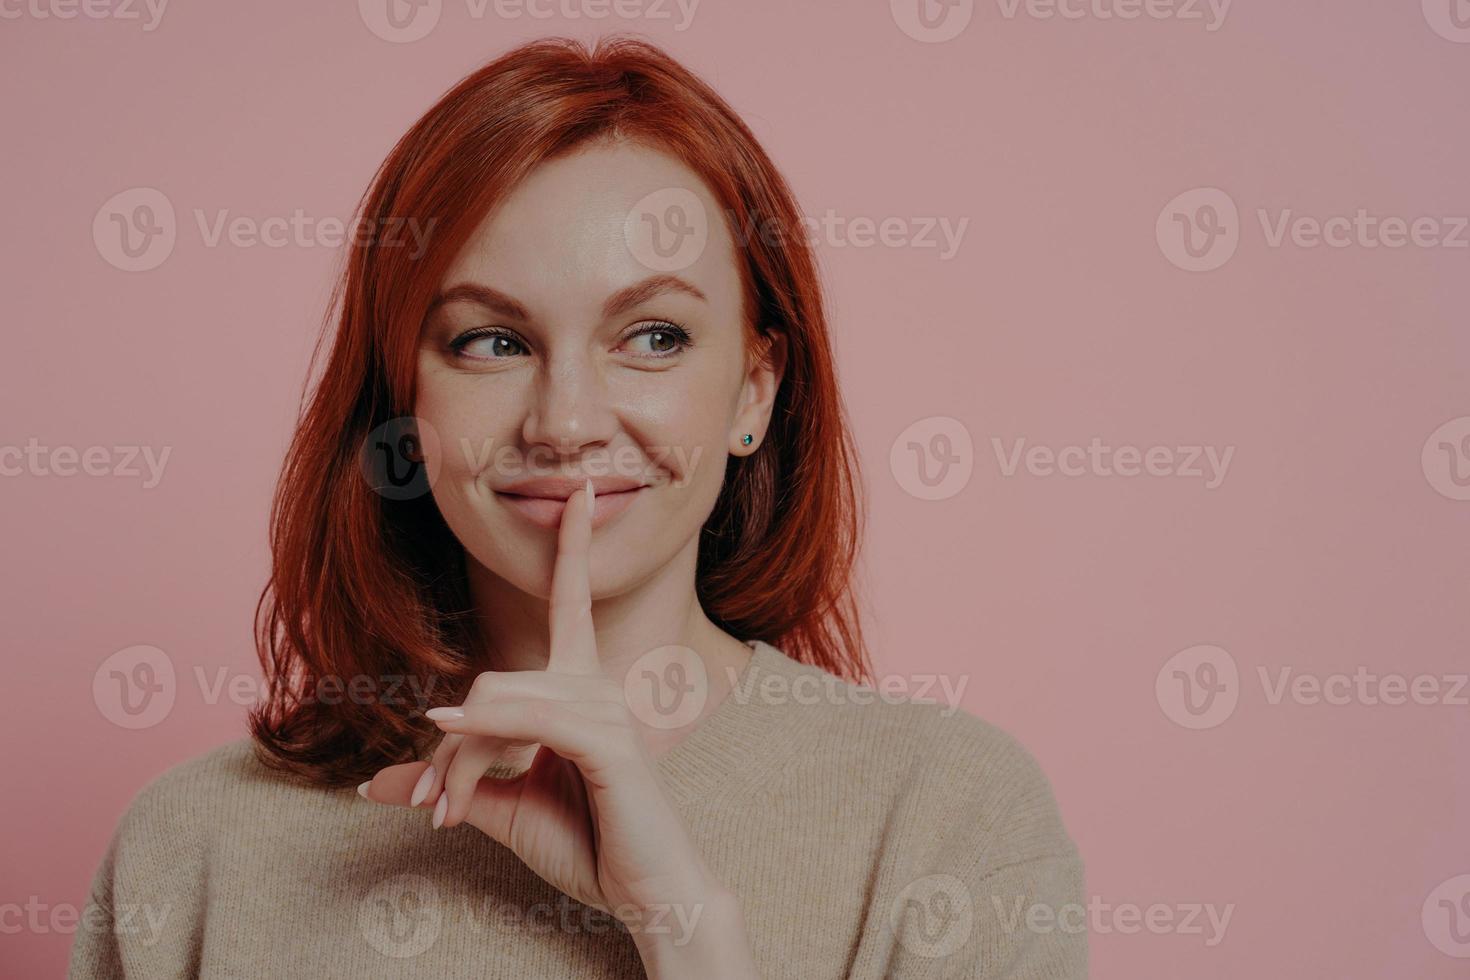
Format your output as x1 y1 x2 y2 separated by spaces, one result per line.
495 484 647 531
498 476 647 498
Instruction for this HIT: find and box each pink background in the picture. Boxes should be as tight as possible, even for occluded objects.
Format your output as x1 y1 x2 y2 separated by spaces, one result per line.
4 0 1469 975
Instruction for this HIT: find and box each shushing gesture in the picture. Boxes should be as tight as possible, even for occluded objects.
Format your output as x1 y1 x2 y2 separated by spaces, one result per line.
358 480 758 976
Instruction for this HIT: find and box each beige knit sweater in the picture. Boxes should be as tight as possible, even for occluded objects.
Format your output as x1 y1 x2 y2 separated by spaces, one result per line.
69 640 1086 978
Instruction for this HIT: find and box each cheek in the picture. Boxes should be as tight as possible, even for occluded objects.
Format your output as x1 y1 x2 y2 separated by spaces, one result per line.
415 368 517 479
613 372 733 482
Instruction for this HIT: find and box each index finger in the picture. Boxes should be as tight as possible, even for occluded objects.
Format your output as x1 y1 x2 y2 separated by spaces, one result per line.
547 479 598 674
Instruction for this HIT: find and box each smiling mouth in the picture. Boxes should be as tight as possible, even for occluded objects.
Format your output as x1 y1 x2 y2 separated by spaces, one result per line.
495 486 646 530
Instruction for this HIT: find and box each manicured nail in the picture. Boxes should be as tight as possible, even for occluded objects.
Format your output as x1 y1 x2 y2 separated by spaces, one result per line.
410 765 435 807
432 792 448 829
426 707 464 721
357 781 371 799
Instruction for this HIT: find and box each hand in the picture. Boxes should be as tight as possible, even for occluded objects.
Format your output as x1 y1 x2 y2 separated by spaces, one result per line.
358 481 755 973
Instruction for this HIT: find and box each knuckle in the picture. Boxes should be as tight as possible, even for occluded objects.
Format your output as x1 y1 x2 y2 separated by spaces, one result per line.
470 671 497 696
444 759 479 792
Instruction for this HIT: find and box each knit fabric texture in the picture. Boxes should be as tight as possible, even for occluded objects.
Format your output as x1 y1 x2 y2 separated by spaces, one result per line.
69 639 1086 978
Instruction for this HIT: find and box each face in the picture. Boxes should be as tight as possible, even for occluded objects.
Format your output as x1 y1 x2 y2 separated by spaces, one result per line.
415 139 782 600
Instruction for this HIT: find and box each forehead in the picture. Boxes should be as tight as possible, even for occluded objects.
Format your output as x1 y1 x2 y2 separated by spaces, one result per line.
440 140 742 318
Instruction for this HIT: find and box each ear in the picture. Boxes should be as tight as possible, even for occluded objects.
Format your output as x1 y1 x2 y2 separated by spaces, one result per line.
730 328 788 456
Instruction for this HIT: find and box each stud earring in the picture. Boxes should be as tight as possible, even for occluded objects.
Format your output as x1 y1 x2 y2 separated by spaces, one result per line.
741 433 754 446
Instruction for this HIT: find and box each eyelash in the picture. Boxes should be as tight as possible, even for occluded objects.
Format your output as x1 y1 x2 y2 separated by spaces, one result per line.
448 321 693 362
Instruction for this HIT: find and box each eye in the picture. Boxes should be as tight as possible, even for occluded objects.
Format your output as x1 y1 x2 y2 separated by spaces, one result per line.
622 321 693 358
450 328 527 360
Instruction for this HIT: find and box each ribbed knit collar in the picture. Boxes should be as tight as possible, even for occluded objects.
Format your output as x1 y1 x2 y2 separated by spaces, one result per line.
652 639 824 808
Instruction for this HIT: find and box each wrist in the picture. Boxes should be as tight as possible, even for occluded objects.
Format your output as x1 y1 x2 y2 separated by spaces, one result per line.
628 885 758 979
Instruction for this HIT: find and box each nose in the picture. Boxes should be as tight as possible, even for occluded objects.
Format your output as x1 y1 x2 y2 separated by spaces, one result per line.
520 349 618 458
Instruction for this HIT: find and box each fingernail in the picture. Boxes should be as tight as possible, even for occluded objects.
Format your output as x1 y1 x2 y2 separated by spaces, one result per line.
426 707 464 721
585 477 594 501
432 792 448 829
357 781 371 799
410 765 435 807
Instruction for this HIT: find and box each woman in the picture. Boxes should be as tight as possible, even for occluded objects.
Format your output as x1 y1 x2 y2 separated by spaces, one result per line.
70 36 1085 979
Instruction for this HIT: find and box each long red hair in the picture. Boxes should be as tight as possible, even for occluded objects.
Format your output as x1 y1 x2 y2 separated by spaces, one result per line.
249 35 871 787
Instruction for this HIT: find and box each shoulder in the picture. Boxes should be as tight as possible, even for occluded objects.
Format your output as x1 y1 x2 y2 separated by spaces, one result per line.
755 644 1088 974
78 739 278 934
108 736 309 857
120 736 276 808
861 694 1076 865
755 641 1080 866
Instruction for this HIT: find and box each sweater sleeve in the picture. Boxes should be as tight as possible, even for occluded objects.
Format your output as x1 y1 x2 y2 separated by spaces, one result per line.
950 847 1087 978
67 831 126 980
882 710 1088 979
67 761 211 979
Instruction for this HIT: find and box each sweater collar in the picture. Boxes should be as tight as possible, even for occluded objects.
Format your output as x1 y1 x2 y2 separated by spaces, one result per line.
652 639 824 807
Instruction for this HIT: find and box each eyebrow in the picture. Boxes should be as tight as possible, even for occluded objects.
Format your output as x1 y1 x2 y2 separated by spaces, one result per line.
429 274 707 322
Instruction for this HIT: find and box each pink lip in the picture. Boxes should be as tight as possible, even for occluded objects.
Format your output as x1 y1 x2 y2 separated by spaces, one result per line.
496 486 645 530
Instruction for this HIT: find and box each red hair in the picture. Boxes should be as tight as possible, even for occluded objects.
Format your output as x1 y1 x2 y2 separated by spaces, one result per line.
249 35 871 787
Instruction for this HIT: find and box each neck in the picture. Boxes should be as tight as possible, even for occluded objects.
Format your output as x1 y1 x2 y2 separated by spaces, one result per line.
462 534 753 754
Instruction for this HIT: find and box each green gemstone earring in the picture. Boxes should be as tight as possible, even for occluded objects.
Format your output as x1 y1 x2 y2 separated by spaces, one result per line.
740 433 754 446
